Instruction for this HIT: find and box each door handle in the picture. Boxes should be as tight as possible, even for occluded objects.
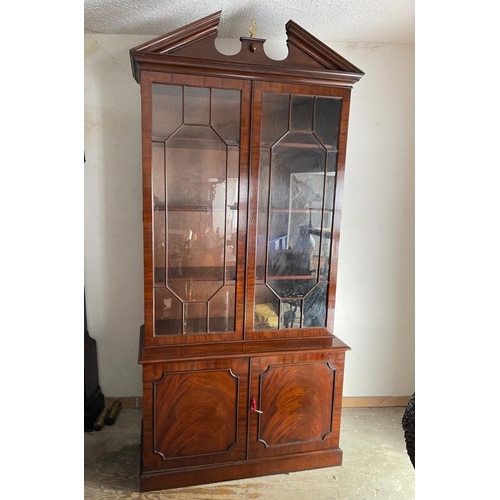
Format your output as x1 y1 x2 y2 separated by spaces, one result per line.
250 397 263 414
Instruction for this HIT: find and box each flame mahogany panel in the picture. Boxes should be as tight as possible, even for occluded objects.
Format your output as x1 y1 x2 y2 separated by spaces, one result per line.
142 358 248 472
249 351 346 459
154 370 238 458
258 363 334 446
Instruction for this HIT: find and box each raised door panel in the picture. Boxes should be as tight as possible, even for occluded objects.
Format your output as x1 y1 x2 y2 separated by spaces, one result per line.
248 351 345 459
142 357 248 471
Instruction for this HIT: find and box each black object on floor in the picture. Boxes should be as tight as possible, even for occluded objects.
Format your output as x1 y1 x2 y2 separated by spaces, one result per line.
84 290 105 431
402 393 415 467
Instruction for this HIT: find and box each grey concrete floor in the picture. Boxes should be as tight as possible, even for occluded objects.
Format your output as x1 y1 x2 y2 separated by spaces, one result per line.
84 407 415 499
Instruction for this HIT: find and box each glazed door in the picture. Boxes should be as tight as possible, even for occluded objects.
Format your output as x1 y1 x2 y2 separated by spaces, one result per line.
248 352 345 459
247 82 351 337
141 72 250 345
142 357 249 472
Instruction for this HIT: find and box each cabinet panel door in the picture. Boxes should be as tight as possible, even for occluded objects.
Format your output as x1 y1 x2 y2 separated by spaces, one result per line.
142 358 248 471
248 351 345 459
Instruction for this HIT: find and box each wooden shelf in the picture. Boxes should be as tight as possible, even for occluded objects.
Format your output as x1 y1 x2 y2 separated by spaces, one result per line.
154 205 237 212
266 275 316 280
262 141 339 151
309 228 332 238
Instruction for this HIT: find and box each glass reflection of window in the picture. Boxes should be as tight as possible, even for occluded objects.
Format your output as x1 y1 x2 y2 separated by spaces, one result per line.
254 92 341 330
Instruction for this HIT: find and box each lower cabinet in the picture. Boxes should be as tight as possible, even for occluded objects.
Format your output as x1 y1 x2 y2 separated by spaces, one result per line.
140 349 347 491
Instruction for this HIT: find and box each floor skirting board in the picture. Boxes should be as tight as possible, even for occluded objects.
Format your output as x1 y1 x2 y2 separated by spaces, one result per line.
104 397 142 409
105 396 412 409
343 396 411 407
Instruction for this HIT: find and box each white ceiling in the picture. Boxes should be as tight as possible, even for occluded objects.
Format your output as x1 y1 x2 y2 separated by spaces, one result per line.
84 0 415 45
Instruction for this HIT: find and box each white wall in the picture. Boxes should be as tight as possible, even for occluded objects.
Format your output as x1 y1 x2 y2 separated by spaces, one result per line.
332 42 415 396
84 34 414 398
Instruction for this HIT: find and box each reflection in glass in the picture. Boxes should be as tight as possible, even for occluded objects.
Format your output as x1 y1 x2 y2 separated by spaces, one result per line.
314 97 341 150
212 89 241 145
209 285 236 332
303 283 328 327
290 96 314 131
152 84 182 140
151 84 241 335
152 142 166 285
256 148 270 281
260 93 289 146
184 302 208 334
154 288 183 335
254 285 279 330
254 92 341 330
280 300 302 329
184 87 210 125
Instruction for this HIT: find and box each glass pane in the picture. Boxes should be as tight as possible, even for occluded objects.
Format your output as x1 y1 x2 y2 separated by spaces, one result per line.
152 143 166 285
152 84 182 140
184 302 208 334
226 147 239 281
280 299 302 329
314 97 341 150
152 142 165 208
165 126 226 286
208 285 236 332
166 127 227 193
212 89 241 145
303 283 328 327
290 95 314 131
256 148 270 281
152 85 241 336
154 212 166 284
267 278 316 299
167 280 223 302
261 93 289 147
254 285 280 330
289 171 327 281
154 288 183 335
267 134 325 298
319 153 337 281
255 92 342 330
184 86 210 125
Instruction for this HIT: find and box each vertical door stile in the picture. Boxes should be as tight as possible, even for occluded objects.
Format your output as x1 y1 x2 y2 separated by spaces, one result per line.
236 80 252 337
245 81 263 333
